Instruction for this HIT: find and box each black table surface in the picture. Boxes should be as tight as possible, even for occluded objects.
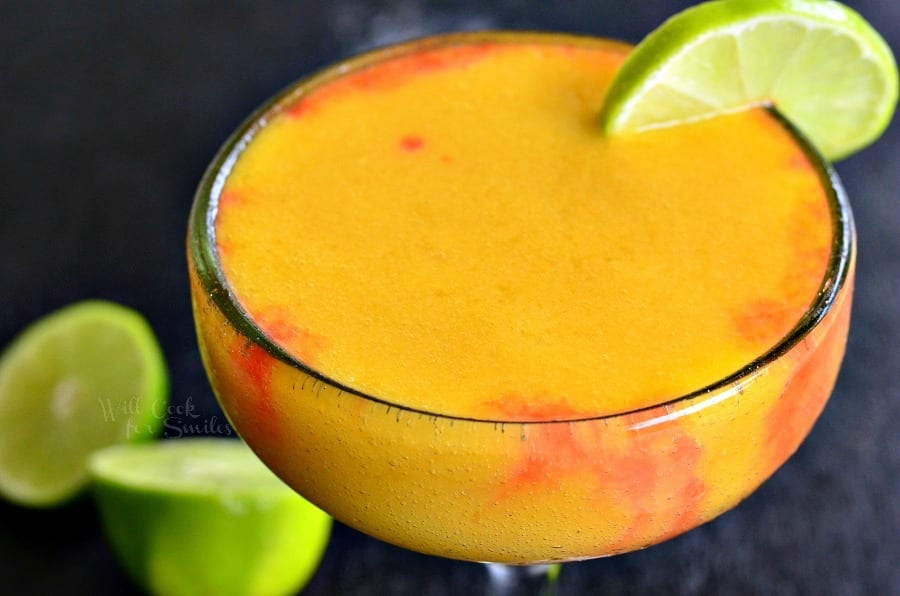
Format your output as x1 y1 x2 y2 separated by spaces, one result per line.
1 1 898 594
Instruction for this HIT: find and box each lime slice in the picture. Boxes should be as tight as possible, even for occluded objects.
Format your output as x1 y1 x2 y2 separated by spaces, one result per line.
90 439 332 596
0 300 167 506
600 0 898 160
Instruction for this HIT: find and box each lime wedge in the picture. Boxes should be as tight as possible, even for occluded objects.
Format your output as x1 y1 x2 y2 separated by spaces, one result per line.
600 0 898 160
0 300 167 506
90 439 332 596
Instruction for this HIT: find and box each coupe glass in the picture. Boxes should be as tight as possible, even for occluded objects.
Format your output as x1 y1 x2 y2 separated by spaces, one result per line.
187 33 855 594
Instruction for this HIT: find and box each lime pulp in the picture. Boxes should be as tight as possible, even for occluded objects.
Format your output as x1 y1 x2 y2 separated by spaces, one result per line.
0 300 168 506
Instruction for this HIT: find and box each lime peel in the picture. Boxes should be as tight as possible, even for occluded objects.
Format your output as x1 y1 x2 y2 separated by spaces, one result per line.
90 439 332 596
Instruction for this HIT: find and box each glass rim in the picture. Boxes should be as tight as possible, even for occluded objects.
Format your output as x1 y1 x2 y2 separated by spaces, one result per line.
188 30 855 426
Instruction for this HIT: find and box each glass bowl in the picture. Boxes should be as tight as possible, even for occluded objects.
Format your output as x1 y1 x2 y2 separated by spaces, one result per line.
188 32 855 565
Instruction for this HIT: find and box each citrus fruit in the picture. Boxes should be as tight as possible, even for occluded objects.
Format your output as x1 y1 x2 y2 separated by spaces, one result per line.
600 0 898 160
0 300 168 506
89 438 332 596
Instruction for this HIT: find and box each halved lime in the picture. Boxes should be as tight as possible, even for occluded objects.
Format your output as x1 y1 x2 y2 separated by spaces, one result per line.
90 438 332 596
0 300 167 506
600 0 898 160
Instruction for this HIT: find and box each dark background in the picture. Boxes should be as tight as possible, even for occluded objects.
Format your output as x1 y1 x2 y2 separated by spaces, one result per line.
1 1 898 594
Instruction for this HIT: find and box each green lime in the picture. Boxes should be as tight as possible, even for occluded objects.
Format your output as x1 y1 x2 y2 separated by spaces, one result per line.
0 300 167 506
89 438 332 596
600 0 898 160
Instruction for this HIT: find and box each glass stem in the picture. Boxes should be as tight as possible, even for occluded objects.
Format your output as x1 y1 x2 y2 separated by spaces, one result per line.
484 563 561 596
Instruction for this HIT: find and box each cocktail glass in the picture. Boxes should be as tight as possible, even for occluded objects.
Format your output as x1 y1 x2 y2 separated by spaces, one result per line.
188 33 855 594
